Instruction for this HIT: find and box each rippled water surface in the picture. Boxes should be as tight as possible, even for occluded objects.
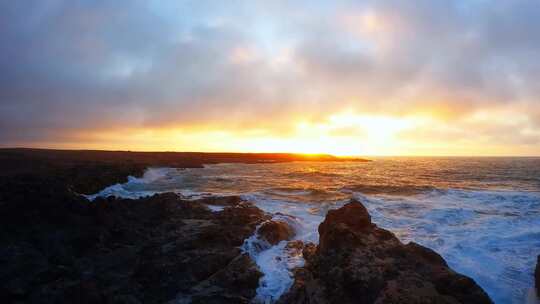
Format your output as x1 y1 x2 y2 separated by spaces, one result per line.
89 157 540 303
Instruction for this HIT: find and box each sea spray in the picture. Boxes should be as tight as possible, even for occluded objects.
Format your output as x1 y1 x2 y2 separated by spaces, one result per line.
241 216 306 303
84 167 176 200
86 159 540 303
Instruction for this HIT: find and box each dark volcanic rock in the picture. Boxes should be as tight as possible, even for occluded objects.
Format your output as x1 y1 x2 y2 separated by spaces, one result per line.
0 191 268 304
258 220 295 245
174 254 262 304
279 199 493 304
318 201 373 253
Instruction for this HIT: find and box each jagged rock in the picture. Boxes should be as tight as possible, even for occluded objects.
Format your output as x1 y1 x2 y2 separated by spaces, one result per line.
0 192 267 304
280 199 493 304
258 220 295 245
318 200 374 253
302 242 317 263
178 253 262 303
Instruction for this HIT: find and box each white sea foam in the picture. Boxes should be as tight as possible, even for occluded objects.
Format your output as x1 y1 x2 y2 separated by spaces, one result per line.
240 195 349 303
246 187 540 304
241 215 306 303
84 167 178 200
355 189 540 304
205 204 225 212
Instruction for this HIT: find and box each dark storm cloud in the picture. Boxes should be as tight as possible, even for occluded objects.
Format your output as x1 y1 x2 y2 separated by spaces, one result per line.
0 0 539 152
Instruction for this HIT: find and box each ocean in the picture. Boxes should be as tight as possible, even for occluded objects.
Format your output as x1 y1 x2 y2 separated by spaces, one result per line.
87 157 540 303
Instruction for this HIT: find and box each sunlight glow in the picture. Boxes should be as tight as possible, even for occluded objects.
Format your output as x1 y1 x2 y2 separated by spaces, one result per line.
29 109 538 157
46 112 425 156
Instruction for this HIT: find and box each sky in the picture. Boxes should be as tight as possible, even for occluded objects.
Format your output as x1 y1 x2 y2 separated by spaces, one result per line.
1 0 540 156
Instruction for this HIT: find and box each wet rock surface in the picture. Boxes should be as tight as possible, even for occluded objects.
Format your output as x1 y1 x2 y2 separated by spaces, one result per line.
0 190 268 304
279 199 494 304
258 220 296 245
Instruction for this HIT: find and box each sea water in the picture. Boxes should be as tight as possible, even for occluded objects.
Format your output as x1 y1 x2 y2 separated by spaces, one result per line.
87 157 540 304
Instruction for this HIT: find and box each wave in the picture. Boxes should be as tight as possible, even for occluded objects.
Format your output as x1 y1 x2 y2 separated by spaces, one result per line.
264 187 330 196
342 184 443 196
354 188 540 304
283 170 342 178
84 167 177 200
261 187 349 205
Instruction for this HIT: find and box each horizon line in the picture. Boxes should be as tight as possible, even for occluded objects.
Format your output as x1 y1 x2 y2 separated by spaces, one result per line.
1 146 539 158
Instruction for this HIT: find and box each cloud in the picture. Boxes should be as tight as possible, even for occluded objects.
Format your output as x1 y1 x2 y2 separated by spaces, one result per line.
0 0 539 154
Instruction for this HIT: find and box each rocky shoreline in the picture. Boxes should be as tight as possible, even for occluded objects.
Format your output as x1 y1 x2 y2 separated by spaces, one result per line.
1 191 268 303
0 149 497 303
1 189 494 303
0 149 367 194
